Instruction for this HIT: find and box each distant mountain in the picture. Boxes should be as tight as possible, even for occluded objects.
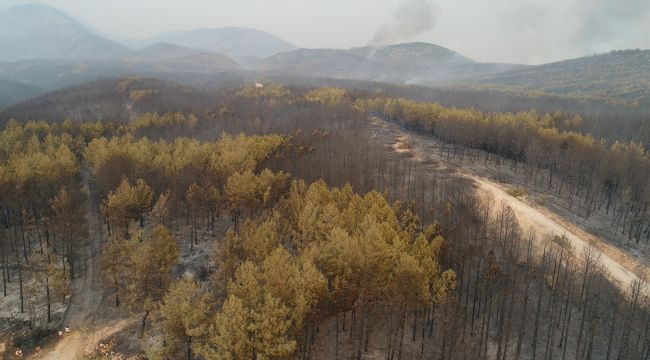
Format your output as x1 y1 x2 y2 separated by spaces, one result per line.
127 42 204 61
469 49 650 106
123 43 240 72
0 43 239 97
0 77 162 123
0 60 114 91
0 4 131 61
0 77 242 124
1 3 647 111
143 27 296 63
0 78 44 107
259 42 523 85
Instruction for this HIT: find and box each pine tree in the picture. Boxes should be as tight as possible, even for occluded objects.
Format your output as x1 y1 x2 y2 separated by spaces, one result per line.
100 238 127 307
151 277 212 360
196 296 251 360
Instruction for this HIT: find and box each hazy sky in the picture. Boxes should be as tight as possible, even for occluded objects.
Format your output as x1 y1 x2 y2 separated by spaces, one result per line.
2 0 649 64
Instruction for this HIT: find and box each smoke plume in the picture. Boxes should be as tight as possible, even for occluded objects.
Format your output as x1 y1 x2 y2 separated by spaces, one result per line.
572 0 650 53
370 0 437 46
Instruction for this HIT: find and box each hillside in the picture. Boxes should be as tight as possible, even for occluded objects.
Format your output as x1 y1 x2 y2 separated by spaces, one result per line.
471 49 650 106
0 4 130 61
0 60 118 92
125 53 239 73
0 77 228 124
125 42 204 61
259 42 522 85
0 78 44 107
143 27 297 63
0 53 239 102
123 43 240 73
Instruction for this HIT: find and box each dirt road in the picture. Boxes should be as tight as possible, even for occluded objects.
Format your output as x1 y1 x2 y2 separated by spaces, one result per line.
472 176 645 290
374 118 649 294
32 173 126 359
32 319 135 359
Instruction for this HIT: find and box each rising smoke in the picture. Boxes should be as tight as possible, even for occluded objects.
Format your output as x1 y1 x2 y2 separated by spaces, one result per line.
370 0 437 46
572 0 650 53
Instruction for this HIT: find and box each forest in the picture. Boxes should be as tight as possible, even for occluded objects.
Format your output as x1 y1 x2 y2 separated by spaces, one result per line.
358 97 650 246
1 83 649 360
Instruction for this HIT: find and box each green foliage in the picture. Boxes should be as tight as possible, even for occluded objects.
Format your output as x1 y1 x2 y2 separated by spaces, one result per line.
236 83 294 105
102 178 152 237
128 112 197 134
129 89 157 102
507 188 527 198
207 180 456 359
124 225 180 308
86 132 287 197
359 97 650 212
225 169 291 216
304 87 347 106
148 277 212 360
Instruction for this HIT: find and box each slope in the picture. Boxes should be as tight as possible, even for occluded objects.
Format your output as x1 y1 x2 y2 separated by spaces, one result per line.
0 78 44 107
0 4 131 61
471 49 650 106
143 27 296 63
259 42 523 85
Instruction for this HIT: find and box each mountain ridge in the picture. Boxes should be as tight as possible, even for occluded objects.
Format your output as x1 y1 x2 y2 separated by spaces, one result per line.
467 49 650 105
0 3 131 61
1 3 649 108
142 26 297 63
259 42 524 85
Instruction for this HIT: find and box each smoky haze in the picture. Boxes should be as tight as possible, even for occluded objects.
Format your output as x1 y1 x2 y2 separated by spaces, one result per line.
0 0 649 64
370 0 437 46
572 0 650 53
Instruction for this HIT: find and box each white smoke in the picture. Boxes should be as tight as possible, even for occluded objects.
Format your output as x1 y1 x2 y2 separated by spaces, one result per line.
370 0 437 46
571 0 650 54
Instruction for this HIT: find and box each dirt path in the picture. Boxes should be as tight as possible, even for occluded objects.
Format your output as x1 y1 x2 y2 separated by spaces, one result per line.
472 176 645 289
373 118 649 293
64 180 104 328
32 319 135 360
31 172 121 359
